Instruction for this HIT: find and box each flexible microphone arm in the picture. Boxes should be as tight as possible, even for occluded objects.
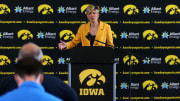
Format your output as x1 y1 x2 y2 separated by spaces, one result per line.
86 32 114 48
94 39 114 48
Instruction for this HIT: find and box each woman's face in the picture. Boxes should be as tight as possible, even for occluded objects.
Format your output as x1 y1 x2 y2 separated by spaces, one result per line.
87 10 99 23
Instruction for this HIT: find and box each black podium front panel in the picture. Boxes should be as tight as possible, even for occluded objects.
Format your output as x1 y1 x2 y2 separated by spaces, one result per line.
71 63 113 101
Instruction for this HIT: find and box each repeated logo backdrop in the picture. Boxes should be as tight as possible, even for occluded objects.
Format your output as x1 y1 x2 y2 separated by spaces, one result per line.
0 0 180 100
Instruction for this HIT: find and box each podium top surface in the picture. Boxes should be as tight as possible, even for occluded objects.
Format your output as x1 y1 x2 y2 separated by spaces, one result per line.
70 46 115 63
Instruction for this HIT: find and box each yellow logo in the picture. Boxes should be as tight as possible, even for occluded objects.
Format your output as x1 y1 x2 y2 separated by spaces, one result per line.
123 4 139 15
0 55 11 66
112 31 117 39
165 55 180 65
17 29 33 40
79 69 106 87
123 55 139 65
143 30 158 40
0 4 10 14
41 55 54 66
165 4 180 15
59 30 75 41
81 4 89 14
38 4 53 15
143 80 158 91
64 81 68 85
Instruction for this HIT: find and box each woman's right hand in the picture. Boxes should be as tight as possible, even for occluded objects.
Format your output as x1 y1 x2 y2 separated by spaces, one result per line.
58 40 67 50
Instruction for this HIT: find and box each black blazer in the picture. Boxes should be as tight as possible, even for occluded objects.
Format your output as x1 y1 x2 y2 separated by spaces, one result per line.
0 75 78 101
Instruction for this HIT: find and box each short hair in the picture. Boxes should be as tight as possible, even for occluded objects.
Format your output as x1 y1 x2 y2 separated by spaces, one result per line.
86 4 100 14
15 57 43 79
18 42 43 61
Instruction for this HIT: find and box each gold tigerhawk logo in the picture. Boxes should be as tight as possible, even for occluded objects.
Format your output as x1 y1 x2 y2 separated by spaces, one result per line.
41 55 54 66
165 4 180 15
0 4 10 14
79 69 106 87
17 29 33 40
81 4 89 14
143 80 158 91
38 4 53 15
112 31 117 39
123 55 139 65
123 4 139 15
165 55 180 65
0 55 11 66
143 30 158 40
59 30 75 41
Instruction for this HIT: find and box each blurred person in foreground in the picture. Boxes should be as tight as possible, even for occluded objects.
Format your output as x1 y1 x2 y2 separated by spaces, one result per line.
0 57 63 101
58 4 114 50
0 42 78 101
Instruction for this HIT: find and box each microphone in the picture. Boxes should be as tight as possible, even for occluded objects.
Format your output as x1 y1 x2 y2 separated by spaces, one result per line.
94 39 114 48
86 32 114 48
86 32 94 46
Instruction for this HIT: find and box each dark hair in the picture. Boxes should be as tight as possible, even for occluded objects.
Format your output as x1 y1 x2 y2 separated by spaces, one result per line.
15 57 43 79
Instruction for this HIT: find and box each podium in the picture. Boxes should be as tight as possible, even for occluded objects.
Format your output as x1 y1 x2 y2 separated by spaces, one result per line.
68 47 116 101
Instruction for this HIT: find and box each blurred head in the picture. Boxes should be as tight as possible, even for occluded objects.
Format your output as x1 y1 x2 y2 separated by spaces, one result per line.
86 4 100 22
14 57 44 86
18 42 43 61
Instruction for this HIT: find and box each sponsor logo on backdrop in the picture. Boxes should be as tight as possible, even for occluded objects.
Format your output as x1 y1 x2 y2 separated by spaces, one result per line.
143 80 158 91
0 4 10 14
143 57 161 64
41 55 54 66
120 32 128 39
120 31 139 39
120 82 128 89
165 4 180 15
123 4 139 15
57 57 70 64
143 30 158 40
58 6 77 14
161 82 180 89
81 4 89 14
123 55 139 65
0 32 14 39
15 6 34 13
14 58 18 64
161 82 169 89
79 69 105 96
165 55 180 65
17 29 33 40
36 31 56 39
37 31 44 39
58 57 65 64
0 55 11 66
143 57 150 64
38 4 53 15
161 32 169 39
130 83 139 90
162 31 180 39
143 6 162 14
101 6 119 14
168 82 179 89
112 31 117 39
0 33 2 38
59 30 75 41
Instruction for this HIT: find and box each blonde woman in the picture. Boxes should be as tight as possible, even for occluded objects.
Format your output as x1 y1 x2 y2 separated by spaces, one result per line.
58 4 114 50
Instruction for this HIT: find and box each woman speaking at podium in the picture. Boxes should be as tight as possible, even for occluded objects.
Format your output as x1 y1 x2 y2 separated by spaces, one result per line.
58 4 114 50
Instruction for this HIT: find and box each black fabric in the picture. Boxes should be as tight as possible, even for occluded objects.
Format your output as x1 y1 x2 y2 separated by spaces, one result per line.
90 35 96 46
0 75 78 101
